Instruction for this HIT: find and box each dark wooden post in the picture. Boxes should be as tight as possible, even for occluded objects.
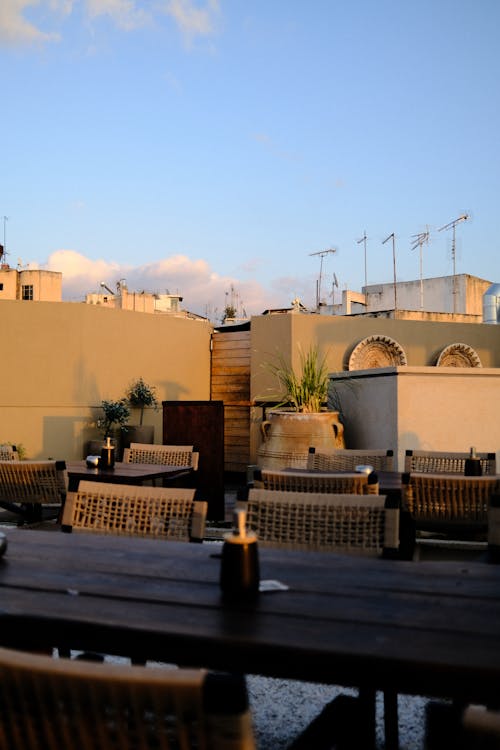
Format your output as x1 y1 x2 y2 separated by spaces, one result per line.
162 401 225 521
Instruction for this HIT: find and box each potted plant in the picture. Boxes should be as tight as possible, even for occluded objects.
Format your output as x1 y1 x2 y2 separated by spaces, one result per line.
87 399 131 458
98 399 131 439
124 378 158 447
257 346 345 469
266 345 330 413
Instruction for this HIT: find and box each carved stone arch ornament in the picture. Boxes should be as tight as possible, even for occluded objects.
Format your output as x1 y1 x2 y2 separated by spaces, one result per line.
348 335 407 371
436 343 482 368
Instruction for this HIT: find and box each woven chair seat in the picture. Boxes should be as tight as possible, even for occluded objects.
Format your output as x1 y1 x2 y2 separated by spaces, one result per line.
62 481 206 542
123 443 199 470
404 450 497 475
254 468 378 495
404 473 500 529
0 460 67 505
307 448 394 472
242 489 399 556
0 647 255 750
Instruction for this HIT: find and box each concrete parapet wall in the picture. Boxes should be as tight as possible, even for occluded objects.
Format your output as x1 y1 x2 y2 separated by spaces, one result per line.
330 367 500 471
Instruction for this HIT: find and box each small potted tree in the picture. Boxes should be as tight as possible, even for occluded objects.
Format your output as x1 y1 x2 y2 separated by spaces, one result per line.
99 399 131 439
86 399 131 458
124 377 158 447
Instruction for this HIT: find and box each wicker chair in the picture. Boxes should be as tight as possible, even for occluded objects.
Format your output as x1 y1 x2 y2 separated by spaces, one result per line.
0 460 67 524
242 489 400 557
62 481 207 542
123 443 199 471
307 447 395 472
0 646 256 750
252 468 379 494
404 449 497 475
242 487 403 747
403 472 500 536
0 445 19 461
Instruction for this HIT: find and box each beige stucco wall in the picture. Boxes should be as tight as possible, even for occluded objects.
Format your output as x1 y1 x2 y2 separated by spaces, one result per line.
331 367 500 471
1 301 212 460
250 312 500 397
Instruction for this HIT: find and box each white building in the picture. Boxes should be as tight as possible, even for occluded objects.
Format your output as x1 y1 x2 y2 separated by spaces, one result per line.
324 274 491 320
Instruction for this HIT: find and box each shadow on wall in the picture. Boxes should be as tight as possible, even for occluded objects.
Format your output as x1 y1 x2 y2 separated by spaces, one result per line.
43 415 95 461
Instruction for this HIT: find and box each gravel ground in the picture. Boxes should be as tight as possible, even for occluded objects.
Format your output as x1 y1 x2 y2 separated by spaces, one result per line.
246 675 429 749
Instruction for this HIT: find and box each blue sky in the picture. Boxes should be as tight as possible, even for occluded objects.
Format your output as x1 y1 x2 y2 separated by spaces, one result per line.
1 1 499 319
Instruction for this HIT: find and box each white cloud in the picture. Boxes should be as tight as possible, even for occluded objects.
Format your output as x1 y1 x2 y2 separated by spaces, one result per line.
164 0 220 41
84 0 149 31
0 0 60 44
40 249 282 320
0 0 219 46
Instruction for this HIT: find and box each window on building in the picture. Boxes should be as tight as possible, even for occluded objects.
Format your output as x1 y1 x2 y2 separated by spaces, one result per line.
0 283 3 291
22 285 34 300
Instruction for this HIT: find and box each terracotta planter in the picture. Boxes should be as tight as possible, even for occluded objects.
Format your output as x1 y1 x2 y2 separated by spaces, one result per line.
257 409 345 470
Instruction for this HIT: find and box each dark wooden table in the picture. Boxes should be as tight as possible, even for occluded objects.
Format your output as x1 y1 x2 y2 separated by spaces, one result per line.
66 461 192 492
1 530 499 713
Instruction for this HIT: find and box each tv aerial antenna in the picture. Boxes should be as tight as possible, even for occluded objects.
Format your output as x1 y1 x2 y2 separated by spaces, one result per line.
438 214 469 314
382 232 398 313
1 216 8 264
356 231 368 291
309 247 337 308
411 228 430 310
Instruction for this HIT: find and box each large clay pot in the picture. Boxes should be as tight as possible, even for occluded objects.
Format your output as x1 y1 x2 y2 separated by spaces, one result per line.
257 410 345 470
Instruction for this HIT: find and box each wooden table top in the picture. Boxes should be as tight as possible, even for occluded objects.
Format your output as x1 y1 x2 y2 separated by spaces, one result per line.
0 529 499 706
66 461 192 489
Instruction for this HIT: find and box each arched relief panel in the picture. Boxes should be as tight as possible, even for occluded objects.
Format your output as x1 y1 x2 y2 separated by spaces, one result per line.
348 335 407 371
436 343 482 368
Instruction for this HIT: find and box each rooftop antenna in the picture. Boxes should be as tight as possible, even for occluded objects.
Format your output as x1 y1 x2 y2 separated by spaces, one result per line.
356 231 368 291
2 216 8 263
309 247 337 308
382 232 398 313
331 272 339 305
100 281 114 296
411 227 430 310
438 213 469 314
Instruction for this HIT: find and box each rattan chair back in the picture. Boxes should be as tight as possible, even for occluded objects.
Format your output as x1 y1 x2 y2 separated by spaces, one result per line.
404 472 500 530
0 460 67 505
0 646 255 750
123 443 199 470
242 489 399 556
254 468 378 494
404 450 497 475
307 447 394 472
62 482 206 542
0 446 19 461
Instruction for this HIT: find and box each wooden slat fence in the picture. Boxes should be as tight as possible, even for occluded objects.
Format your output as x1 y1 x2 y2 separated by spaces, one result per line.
211 329 252 473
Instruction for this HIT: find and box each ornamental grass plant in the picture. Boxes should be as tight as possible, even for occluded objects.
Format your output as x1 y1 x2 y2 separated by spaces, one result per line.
266 346 330 413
